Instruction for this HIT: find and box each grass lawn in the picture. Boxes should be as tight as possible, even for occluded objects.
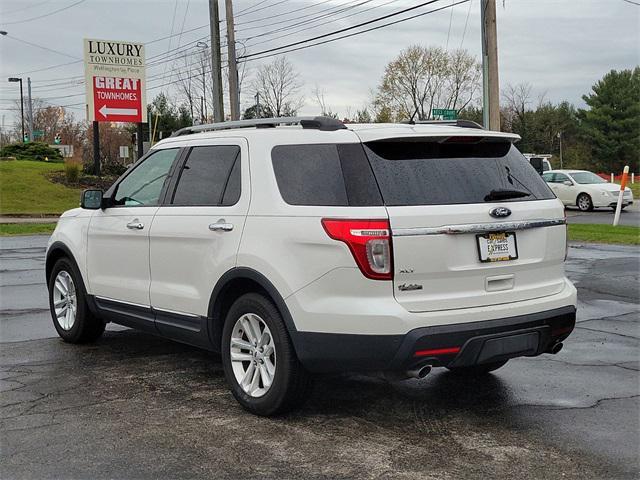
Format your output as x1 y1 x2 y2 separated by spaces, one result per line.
0 160 81 215
628 182 640 198
568 224 640 246
0 223 57 236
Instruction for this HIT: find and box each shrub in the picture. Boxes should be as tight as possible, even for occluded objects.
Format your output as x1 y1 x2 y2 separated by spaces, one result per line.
64 159 82 183
0 142 63 162
102 160 128 176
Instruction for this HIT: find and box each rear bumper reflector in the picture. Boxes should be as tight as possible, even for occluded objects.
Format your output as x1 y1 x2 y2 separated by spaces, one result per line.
414 346 461 357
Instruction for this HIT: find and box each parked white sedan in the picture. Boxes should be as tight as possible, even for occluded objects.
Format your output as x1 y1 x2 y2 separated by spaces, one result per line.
542 170 634 211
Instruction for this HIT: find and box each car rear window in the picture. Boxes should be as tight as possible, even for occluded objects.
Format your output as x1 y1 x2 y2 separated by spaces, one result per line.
271 143 382 206
364 141 555 206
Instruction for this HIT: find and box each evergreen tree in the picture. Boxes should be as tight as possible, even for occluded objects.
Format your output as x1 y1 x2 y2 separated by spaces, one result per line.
579 67 640 173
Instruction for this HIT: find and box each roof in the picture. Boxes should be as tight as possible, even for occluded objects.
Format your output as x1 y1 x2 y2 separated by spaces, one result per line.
348 122 520 143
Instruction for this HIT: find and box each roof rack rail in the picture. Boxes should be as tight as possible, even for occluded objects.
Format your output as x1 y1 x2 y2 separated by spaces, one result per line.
403 119 485 130
171 116 346 137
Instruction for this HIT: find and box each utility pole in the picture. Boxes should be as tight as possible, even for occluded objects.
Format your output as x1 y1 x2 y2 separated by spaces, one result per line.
225 0 240 120
92 121 100 176
27 77 33 142
557 131 563 169
209 0 224 122
255 92 260 118
136 122 143 160
7 77 24 142
481 0 500 130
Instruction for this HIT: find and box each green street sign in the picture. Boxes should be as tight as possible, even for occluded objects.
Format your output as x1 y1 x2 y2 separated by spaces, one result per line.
432 108 458 120
33 130 44 138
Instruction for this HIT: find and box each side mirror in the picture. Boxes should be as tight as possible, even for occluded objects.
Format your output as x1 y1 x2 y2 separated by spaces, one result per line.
563 180 573 186
529 158 544 175
81 189 103 209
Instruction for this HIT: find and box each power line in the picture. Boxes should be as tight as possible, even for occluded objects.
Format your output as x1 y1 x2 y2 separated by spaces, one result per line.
235 0 276 15
621 0 640 5
243 0 395 48
240 0 445 60
0 0 87 25
239 0 370 34
2 0 53 16
445 0 454 49
460 0 473 48
242 0 470 63
235 0 336 27
243 0 375 42
235 0 290 18
1 33 80 60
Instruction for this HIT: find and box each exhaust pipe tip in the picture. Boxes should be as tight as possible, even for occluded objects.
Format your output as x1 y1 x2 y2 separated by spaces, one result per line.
550 342 563 355
407 364 432 379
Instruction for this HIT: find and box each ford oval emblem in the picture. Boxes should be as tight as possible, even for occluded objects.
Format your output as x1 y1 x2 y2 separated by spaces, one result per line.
489 207 512 218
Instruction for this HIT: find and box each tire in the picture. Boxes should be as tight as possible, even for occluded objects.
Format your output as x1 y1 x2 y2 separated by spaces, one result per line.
48 257 105 343
577 193 593 211
446 360 508 376
221 293 313 416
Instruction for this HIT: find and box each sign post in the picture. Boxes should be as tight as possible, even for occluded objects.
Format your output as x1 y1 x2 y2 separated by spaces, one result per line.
84 38 147 175
613 166 629 227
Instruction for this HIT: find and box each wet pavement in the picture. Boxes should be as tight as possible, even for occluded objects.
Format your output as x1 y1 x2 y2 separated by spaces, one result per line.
1 236 639 479
564 202 640 227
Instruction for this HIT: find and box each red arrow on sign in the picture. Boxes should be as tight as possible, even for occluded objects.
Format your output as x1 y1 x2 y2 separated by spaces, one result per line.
98 105 139 118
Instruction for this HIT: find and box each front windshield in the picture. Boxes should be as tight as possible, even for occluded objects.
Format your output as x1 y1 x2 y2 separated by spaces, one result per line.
571 172 607 184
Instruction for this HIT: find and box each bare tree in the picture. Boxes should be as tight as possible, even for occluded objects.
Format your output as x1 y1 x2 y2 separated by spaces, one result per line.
373 45 481 121
313 85 337 118
176 54 198 122
444 49 482 110
251 57 304 117
502 82 532 131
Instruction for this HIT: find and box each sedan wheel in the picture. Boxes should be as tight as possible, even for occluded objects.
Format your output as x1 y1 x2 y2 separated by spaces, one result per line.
577 193 593 211
52 270 77 330
229 313 276 398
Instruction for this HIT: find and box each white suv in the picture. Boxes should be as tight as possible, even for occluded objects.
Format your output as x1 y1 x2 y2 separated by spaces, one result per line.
46 117 577 415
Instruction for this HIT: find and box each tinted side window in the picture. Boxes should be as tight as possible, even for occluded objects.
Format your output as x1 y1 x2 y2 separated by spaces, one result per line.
113 148 179 206
271 143 382 206
172 145 241 206
554 173 569 183
541 172 554 182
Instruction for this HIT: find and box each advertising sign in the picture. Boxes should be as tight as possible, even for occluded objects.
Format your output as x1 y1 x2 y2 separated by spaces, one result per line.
84 38 147 123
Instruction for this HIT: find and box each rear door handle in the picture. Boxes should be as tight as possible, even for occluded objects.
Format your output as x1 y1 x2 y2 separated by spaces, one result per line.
209 220 233 232
126 219 144 230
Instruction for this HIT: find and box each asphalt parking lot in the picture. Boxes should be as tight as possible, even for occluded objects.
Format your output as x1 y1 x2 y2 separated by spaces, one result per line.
1 235 638 479
564 201 640 226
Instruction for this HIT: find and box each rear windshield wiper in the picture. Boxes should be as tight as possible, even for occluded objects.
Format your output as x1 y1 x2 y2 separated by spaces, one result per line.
484 188 531 201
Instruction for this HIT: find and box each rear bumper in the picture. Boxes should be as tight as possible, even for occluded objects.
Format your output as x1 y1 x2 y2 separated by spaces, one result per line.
295 305 576 373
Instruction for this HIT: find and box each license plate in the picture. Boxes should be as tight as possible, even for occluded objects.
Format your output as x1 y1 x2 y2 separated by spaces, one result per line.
476 232 518 262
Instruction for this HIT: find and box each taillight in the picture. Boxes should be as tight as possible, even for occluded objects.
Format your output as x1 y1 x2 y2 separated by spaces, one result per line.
321 219 393 280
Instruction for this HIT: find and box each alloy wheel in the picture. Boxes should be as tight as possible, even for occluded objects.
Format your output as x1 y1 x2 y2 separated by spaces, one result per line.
578 194 591 211
52 270 77 330
229 313 276 398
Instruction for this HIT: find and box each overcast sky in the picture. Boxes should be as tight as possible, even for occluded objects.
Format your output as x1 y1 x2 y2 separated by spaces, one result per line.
1 0 638 126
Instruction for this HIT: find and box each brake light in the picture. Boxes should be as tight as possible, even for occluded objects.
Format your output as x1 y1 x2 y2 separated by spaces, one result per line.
321 219 393 280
